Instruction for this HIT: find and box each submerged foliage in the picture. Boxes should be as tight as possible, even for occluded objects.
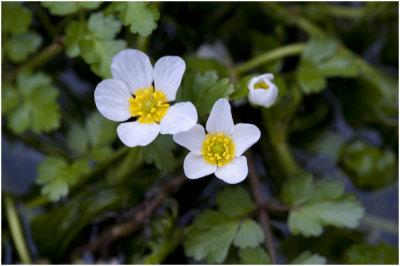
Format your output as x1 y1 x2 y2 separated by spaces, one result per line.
1 1 398 264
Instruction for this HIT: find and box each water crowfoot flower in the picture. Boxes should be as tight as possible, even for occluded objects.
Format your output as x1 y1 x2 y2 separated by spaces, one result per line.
248 73 278 108
173 98 261 184
94 49 198 147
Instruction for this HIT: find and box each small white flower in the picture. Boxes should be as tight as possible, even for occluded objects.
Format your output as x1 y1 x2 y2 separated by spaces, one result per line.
248 73 278 108
94 49 198 147
173 98 261 184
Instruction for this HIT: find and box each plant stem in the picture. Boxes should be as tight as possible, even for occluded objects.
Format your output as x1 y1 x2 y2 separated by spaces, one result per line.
234 43 306 75
71 174 187 258
247 151 277 264
4 195 31 264
362 214 398 235
6 38 64 82
323 3 364 18
262 108 299 177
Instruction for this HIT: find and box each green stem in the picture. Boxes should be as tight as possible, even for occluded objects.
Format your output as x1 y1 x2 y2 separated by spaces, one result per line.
295 17 326 37
4 195 31 264
361 214 398 235
76 146 131 187
6 39 64 82
262 109 299 177
234 43 306 75
31 2 56 38
275 142 299 176
23 38 64 71
323 4 364 19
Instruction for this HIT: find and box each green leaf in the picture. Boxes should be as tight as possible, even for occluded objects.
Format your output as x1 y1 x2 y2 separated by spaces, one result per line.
4 32 42 63
2 83 19 114
88 12 122 40
8 104 31 133
282 173 364 237
233 219 264 249
36 157 90 201
340 140 397 190
216 187 256 217
239 247 271 264
288 196 364 237
318 51 359 77
291 251 326 264
344 242 398 264
297 37 360 94
2 2 32 34
230 73 258 100
65 13 126 78
296 60 327 94
66 112 117 160
41 1 101 16
66 125 89 155
89 146 114 162
65 21 88 57
185 56 230 78
31 184 140 259
142 135 175 171
80 38 126 79
106 147 143 183
113 2 160 37
6 70 61 134
184 210 239 263
302 37 338 63
176 70 234 115
281 172 314 206
85 112 117 148
282 172 345 206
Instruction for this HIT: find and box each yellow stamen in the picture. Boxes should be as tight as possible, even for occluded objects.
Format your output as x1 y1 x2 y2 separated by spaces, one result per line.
202 133 235 167
129 86 169 124
254 81 269 90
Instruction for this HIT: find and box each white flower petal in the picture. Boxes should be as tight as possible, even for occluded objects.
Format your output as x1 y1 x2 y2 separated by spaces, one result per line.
111 49 153 94
231 123 261 156
183 152 217 179
173 124 206 155
248 85 278 107
206 98 235 135
215 156 248 184
117 121 160 147
94 79 132 122
154 56 186 101
248 73 274 92
159 102 198 135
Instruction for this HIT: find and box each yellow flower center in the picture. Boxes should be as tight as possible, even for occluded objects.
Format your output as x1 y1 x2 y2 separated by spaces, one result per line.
254 81 269 90
201 133 235 167
129 86 169 124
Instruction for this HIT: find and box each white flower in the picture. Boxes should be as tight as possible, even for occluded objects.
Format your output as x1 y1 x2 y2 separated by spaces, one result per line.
173 98 261 184
94 49 198 147
248 73 278 108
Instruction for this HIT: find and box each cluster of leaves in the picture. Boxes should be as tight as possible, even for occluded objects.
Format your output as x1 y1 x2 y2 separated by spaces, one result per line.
184 187 327 264
2 70 61 134
296 37 359 94
184 187 268 263
340 140 396 190
281 172 364 237
2 3 42 63
1 2 398 265
343 242 398 264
